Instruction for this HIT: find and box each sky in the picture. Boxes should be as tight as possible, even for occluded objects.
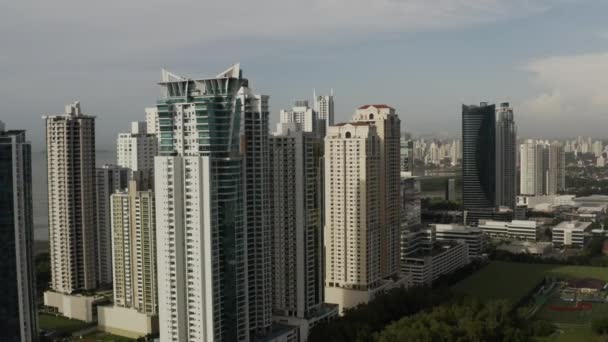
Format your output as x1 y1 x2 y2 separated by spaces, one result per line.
1 0 608 151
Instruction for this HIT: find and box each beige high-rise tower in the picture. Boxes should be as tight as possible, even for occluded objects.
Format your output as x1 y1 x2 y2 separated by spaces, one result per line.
44 102 97 293
324 118 381 313
110 181 157 314
352 105 401 279
324 105 403 313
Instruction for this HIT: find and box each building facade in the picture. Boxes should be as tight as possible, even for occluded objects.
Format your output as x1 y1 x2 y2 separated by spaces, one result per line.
117 121 157 189
495 102 517 208
314 92 334 138
44 102 98 293
96 164 130 285
154 65 269 341
0 122 38 342
462 103 496 224
324 120 381 312
280 101 317 136
520 140 565 196
352 105 401 280
111 181 157 314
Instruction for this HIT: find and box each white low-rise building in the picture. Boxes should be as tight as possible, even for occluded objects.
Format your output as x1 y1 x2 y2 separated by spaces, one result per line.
552 221 591 248
432 224 485 258
402 242 469 285
478 220 538 241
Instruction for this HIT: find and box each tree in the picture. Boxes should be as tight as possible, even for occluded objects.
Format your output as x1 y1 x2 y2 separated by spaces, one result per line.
592 318 608 336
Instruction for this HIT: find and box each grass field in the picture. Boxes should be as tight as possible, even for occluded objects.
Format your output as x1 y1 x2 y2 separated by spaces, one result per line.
38 313 93 333
535 297 608 325
537 325 604 342
452 261 608 303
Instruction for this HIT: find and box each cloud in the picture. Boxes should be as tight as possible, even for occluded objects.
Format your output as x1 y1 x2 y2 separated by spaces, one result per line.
523 52 608 119
0 0 567 68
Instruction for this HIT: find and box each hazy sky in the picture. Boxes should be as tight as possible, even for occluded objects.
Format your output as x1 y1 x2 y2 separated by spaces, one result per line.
2 0 608 150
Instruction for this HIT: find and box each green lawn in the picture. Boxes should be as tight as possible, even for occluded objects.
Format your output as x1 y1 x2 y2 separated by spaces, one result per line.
537 325 604 342
452 261 608 303
38 313 93 333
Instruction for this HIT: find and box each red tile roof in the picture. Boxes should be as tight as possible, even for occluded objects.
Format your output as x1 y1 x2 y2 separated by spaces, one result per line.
358 104 394 110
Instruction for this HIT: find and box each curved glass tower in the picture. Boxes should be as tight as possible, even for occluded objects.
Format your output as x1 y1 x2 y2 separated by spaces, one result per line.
462 103 496 223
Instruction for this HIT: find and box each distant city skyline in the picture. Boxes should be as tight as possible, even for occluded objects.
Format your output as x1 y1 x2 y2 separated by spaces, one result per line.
4 1 608 150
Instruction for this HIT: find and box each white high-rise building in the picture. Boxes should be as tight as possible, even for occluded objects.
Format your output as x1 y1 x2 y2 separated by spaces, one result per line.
352 105 402 280
270 123 337 340
314 91 334 137
520 140 545 196
44 102 98 293
520 140 564 196
110 181 157 314
117 121 157 189
280 100 317 135
0 123 38 342
145 107 158 135
154 65 270 341
593 141 603 158
96 164 130 285
324 119 381 313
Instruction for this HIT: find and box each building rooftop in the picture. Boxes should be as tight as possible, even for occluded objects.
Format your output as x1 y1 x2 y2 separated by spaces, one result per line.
567 278 606 291
554 221 592 232
358 104 394 110
333 121 372 127
434 224 481 234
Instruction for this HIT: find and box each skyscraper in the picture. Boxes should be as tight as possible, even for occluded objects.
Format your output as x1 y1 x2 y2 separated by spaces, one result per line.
314 91 334 138
241 84 273 338
352 105 401 280
154 65 269 341
269 123 337 340
110 181 157 314
44 102 97 293
96 164 130 285
495 102 517 208
519 139 545 196
520 140 565 196
0 122 38 342
547 142 566 194
324 119 381 313
462 103 496 224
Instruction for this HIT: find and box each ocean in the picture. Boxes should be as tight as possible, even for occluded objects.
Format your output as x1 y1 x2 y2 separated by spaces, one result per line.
32 150 116 241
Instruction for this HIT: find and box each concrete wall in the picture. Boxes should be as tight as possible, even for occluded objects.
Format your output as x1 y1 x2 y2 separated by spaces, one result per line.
44 291 105 322
97 306 158 339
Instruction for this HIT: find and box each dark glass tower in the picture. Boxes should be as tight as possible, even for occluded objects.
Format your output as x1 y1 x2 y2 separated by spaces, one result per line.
462 103 496 224
495 102 517 208
0 123 38 342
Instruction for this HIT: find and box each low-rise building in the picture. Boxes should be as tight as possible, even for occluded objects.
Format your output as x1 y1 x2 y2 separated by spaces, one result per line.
402 242 469 286
43 291 109 322
552 221 591 248
432 224 485 258
478 220 538 241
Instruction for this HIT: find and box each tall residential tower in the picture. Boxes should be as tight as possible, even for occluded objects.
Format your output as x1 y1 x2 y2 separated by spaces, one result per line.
154 65 271 341
0 122 38 342
44 102 98 293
